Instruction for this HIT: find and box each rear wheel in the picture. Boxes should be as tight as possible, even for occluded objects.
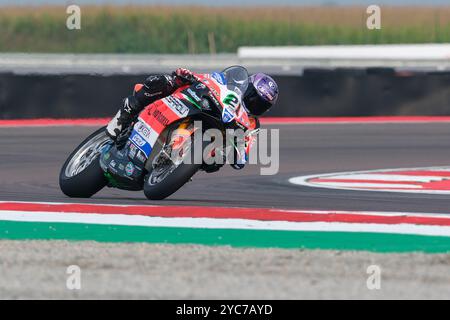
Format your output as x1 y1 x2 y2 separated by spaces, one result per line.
59 127 111 198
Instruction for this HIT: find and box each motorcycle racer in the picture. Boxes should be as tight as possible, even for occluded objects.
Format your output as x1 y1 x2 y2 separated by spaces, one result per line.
106 68 279 170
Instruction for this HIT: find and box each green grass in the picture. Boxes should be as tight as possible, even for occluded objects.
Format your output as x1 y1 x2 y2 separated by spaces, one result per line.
0 5 450 53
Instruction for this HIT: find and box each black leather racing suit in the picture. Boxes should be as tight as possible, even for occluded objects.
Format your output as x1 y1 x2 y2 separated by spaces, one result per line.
121 74 181 121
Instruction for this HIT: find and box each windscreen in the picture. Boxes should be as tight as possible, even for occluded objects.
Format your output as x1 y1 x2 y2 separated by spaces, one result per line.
220 66 249 98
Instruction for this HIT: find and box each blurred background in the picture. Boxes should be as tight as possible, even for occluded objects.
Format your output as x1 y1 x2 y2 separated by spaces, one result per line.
1 0 450 119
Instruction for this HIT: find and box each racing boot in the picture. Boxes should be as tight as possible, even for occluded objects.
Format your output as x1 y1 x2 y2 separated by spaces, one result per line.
106 96 141 140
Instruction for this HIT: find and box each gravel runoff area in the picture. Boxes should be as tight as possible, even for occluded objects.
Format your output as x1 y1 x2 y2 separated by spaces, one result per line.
0 240 449 299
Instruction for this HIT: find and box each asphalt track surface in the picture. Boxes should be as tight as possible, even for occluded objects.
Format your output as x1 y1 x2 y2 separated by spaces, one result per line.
2 122 450 213
3 122 450 300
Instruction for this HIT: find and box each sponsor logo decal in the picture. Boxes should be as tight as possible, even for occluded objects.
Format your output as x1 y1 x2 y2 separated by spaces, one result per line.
163 96 189 118
116 149 126 158
207 92 221 108
136 151 147 163
125 162 135 176
122 98 133 114
201 99 211 110
196 83 206 90
151 108 170 126
129 130 152 157
210 87 219 97
268 81 276 89
128 143 137 159
222 107 235 123
187 88 202 102
144 91 163 98
131 131 146 147
211 72 226 85
135 121 152 141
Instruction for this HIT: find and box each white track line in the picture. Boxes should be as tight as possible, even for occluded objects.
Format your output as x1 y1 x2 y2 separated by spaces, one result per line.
2 210 450 237
317 174 445 182
307 182 422 189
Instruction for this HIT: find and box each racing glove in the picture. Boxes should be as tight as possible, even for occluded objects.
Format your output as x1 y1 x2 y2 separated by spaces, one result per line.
173 68 198 86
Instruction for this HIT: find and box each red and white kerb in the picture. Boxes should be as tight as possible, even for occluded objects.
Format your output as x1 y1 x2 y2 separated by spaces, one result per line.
289 166 450 194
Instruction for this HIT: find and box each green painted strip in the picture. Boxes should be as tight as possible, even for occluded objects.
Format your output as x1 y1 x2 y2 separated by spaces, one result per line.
1 220 450 253
183 95 202 110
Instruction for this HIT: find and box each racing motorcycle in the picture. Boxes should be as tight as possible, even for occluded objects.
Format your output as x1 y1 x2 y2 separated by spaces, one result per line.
59 66 255 200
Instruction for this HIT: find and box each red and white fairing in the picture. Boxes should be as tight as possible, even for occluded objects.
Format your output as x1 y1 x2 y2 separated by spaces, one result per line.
129 72 258 162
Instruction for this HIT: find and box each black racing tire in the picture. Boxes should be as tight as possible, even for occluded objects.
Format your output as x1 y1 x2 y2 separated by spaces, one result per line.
143 133 205 200
144 162 201 200
59 127 110 198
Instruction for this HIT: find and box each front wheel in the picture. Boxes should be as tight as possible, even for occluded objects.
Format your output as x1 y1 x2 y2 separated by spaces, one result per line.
59 127 111 198
143 124 203 200
144 161 201 200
